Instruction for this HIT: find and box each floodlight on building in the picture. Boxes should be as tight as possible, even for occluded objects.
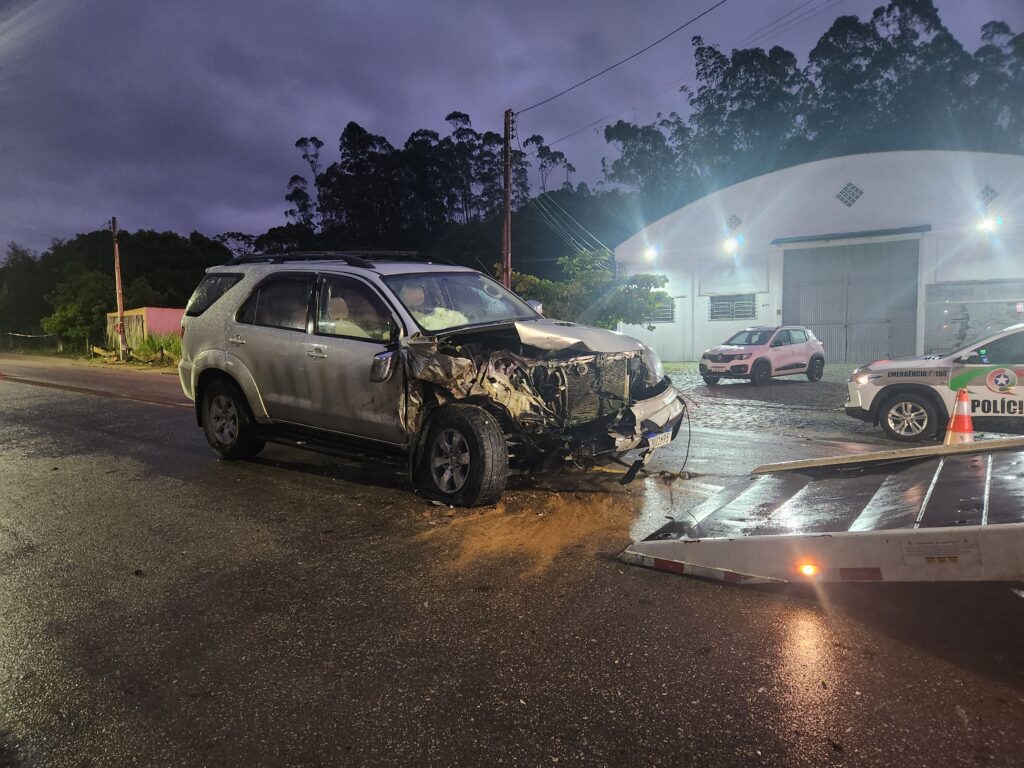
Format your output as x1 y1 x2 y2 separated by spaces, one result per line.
722 236 741 255
976 216 1002 233
643 246 659 261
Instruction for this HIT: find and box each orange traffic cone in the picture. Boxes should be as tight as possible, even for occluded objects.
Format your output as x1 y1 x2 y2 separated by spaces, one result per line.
944 388 974 445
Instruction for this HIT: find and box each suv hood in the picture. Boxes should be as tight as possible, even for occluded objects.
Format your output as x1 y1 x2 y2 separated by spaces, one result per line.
511 319 644 354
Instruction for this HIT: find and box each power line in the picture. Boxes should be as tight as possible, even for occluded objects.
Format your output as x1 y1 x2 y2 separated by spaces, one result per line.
746 0 851 46
739 0 820 45
519 0 850 158
542 193 612 252
515 0 732 115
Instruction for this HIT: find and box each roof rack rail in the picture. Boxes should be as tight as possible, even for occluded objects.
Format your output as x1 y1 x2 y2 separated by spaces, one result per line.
227 250 459 268
228 251 376 269
343 250 457 266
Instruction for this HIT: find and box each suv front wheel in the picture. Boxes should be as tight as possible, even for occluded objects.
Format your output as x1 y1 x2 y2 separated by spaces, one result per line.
202 378 266 459
879 392 938 442
416 405 508 507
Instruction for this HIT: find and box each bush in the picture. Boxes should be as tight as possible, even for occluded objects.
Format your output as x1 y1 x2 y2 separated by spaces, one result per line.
133 332 181 363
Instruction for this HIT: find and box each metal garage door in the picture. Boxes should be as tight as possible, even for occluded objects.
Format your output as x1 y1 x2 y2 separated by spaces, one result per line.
782 240 918 363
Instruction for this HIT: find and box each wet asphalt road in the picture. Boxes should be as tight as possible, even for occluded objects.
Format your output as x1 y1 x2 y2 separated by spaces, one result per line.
2 354 1024 767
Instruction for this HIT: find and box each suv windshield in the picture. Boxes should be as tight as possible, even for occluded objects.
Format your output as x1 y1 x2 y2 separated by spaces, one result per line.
384 272 536 333
725 330 771 346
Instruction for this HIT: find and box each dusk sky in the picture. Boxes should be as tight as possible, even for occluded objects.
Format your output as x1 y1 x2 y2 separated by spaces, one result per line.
1 0 1021 254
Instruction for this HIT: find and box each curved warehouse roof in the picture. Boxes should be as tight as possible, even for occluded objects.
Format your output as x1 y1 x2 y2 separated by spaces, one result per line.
616 150 1024 265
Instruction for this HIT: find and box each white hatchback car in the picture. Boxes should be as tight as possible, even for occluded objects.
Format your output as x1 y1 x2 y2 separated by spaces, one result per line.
179 253 684 506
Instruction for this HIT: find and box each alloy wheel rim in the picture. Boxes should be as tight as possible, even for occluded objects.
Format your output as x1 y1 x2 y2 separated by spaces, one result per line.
430 428 470 493
210 394 239 445
887 401 928 436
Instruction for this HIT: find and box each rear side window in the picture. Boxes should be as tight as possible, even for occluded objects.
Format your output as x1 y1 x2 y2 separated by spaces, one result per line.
236 275 313 332
185 273 242 317
790 329 807 342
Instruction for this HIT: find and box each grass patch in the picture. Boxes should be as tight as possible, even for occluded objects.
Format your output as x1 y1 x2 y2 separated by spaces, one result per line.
132 332 181 364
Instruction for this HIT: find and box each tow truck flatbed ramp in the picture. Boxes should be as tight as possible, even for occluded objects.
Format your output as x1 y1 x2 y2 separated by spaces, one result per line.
621 437 1024 584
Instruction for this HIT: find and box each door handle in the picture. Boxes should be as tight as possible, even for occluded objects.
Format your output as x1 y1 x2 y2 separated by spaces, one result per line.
228 335 246 345
306 348 327 359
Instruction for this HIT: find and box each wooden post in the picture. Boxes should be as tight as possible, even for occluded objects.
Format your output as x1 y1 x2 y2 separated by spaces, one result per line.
501 108 513 289
111 217 128 362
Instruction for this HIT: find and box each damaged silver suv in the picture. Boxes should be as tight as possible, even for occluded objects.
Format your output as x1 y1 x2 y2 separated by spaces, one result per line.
179 253 684 506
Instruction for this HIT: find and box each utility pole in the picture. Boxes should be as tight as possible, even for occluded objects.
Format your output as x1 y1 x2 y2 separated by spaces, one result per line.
111 217 127 362
501 108 513 289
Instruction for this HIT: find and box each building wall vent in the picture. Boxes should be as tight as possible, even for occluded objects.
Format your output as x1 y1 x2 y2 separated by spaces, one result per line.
980 185 999 207
726 214 742 231
836 182 863 208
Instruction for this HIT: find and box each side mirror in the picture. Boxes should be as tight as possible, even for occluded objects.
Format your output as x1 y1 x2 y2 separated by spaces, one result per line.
370 350 397 383
526 300 544 316
959 350 980 363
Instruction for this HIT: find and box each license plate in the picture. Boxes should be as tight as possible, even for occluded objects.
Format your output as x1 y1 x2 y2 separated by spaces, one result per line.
647 431 672 449
710 366 727 372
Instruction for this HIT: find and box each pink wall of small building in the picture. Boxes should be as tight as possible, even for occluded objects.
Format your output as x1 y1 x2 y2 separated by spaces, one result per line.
142 307 184 335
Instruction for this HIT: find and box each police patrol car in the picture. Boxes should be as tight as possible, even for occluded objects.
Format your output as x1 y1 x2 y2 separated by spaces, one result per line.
846 323 1024 442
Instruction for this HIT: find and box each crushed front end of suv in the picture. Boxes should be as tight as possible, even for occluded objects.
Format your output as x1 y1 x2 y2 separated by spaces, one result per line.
179 254 684 506
846 323 1024 442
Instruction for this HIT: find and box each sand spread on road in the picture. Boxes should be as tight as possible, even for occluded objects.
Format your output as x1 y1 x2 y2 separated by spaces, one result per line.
419 476 641 577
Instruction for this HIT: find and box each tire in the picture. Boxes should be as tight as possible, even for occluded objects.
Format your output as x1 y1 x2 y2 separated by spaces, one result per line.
879 393 938 442
202 378 266 459
702 374 720 386
751 361 771 386
415 404 508 507
806 358 825 382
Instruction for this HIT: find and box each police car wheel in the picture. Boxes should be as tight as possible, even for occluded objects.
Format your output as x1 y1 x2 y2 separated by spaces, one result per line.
880 393 937 442
702 375 720 386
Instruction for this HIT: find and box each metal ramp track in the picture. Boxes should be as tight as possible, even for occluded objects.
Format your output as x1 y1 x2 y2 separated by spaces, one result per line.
620 438 1024 584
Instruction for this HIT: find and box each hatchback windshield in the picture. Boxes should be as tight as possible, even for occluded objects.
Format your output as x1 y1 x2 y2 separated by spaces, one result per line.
725 330 772 346
384 272 536 332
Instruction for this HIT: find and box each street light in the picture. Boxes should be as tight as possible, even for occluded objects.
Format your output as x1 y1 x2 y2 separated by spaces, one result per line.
976 216 1002 233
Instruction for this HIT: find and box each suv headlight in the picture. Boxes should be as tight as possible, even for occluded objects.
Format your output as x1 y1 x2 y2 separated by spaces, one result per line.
641 344 665 381
734 353 752 360
851 373 882 385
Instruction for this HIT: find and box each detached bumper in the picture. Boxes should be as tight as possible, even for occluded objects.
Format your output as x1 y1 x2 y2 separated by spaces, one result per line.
612 382 685 452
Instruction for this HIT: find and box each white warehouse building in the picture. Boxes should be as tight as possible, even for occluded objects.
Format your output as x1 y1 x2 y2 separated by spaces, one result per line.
616 150 1024 363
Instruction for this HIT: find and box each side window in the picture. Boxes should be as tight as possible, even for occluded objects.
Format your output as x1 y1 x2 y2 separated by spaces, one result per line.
790 329 807 343
974 332 1024 365
316 276 394 342
185 273 242 317
236 275 312 331
772 330 792 346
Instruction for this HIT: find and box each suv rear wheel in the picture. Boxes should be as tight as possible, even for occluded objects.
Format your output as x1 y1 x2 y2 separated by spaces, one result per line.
202 378 266 459
879 392 938 442
416 405 508 507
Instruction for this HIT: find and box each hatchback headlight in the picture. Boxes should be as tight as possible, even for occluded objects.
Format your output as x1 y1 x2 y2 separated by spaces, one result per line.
734 353 752 360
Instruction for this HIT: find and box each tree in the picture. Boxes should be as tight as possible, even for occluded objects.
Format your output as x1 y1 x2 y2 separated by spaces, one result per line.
0 243 47 334
513 249 669 330
41 270 114 348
